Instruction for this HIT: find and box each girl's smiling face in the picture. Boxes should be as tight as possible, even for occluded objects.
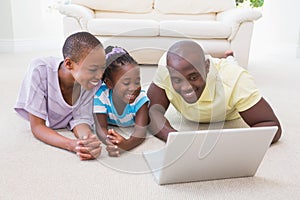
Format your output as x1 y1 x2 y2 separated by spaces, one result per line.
106 63 141 105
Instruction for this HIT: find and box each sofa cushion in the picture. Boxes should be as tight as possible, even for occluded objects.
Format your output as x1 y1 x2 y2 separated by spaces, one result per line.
94 10 216 21
160 21 231 39
87 19 159 36
72 0 154 13
155 0 235 14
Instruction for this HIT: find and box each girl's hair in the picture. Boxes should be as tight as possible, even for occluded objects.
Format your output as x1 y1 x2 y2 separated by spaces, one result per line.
62 31 103 63
103 46 138 81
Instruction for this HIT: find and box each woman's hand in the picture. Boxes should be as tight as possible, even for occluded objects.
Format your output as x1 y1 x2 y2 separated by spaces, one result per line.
75 134 102 160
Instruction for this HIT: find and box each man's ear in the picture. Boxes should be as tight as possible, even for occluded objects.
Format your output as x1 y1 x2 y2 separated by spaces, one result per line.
205 59 210 74
105 78 114 89
63 57 73 70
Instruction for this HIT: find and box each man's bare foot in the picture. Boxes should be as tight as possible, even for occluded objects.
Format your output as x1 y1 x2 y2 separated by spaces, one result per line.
224 50 234 58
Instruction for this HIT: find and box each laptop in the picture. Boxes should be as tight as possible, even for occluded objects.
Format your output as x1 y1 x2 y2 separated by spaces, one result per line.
143 126 278 185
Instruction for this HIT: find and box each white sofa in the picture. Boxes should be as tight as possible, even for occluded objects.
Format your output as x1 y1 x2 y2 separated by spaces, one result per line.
58 0 262 67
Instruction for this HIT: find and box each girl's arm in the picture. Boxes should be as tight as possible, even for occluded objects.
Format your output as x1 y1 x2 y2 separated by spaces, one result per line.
107 103 148 153
126 103 148 149
95 113 122 157
94 113 109 143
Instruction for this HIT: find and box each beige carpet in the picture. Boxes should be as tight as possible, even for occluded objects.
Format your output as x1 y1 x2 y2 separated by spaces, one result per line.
1 42 300 200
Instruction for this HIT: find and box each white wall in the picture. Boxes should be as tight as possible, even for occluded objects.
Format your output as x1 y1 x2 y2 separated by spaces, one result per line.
297 26 300 58
0 0 13 39
1 0 299 54
0 0 14 51
0 0 64 52
252 0 300 49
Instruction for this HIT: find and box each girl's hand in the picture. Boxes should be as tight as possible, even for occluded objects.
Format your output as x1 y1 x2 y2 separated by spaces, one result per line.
107 129 126 145
105 139 121 157
105 129 127 157
75 135 102 160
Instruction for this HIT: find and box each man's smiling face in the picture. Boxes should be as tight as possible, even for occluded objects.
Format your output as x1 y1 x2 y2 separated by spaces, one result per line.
167 53 209 104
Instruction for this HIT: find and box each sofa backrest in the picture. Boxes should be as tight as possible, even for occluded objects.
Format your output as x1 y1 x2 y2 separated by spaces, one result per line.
72 0 154 13
155 0 236 14
72 0 236 14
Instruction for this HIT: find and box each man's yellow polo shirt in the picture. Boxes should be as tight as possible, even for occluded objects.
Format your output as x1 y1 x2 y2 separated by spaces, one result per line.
153 56 262 123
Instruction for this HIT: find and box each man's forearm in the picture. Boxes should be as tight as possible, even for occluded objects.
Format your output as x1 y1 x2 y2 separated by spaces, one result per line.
251 121 282 144
148 114 176 142
148 102 176 142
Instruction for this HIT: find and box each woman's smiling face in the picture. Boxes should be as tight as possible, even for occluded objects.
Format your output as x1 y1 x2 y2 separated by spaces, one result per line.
71 47 106 90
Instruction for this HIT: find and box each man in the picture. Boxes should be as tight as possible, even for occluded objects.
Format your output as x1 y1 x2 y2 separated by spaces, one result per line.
147 40 281 143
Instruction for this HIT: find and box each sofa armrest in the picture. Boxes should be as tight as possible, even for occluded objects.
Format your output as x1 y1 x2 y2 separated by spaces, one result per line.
216 8 262 40
58 4 94 30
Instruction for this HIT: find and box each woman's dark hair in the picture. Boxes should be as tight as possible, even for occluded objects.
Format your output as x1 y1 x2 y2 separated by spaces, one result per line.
62 31 103 63
103 46 138 81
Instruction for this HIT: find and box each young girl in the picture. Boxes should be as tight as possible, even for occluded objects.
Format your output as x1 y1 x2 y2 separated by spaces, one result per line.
14 32 106 160
94 46 149 157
